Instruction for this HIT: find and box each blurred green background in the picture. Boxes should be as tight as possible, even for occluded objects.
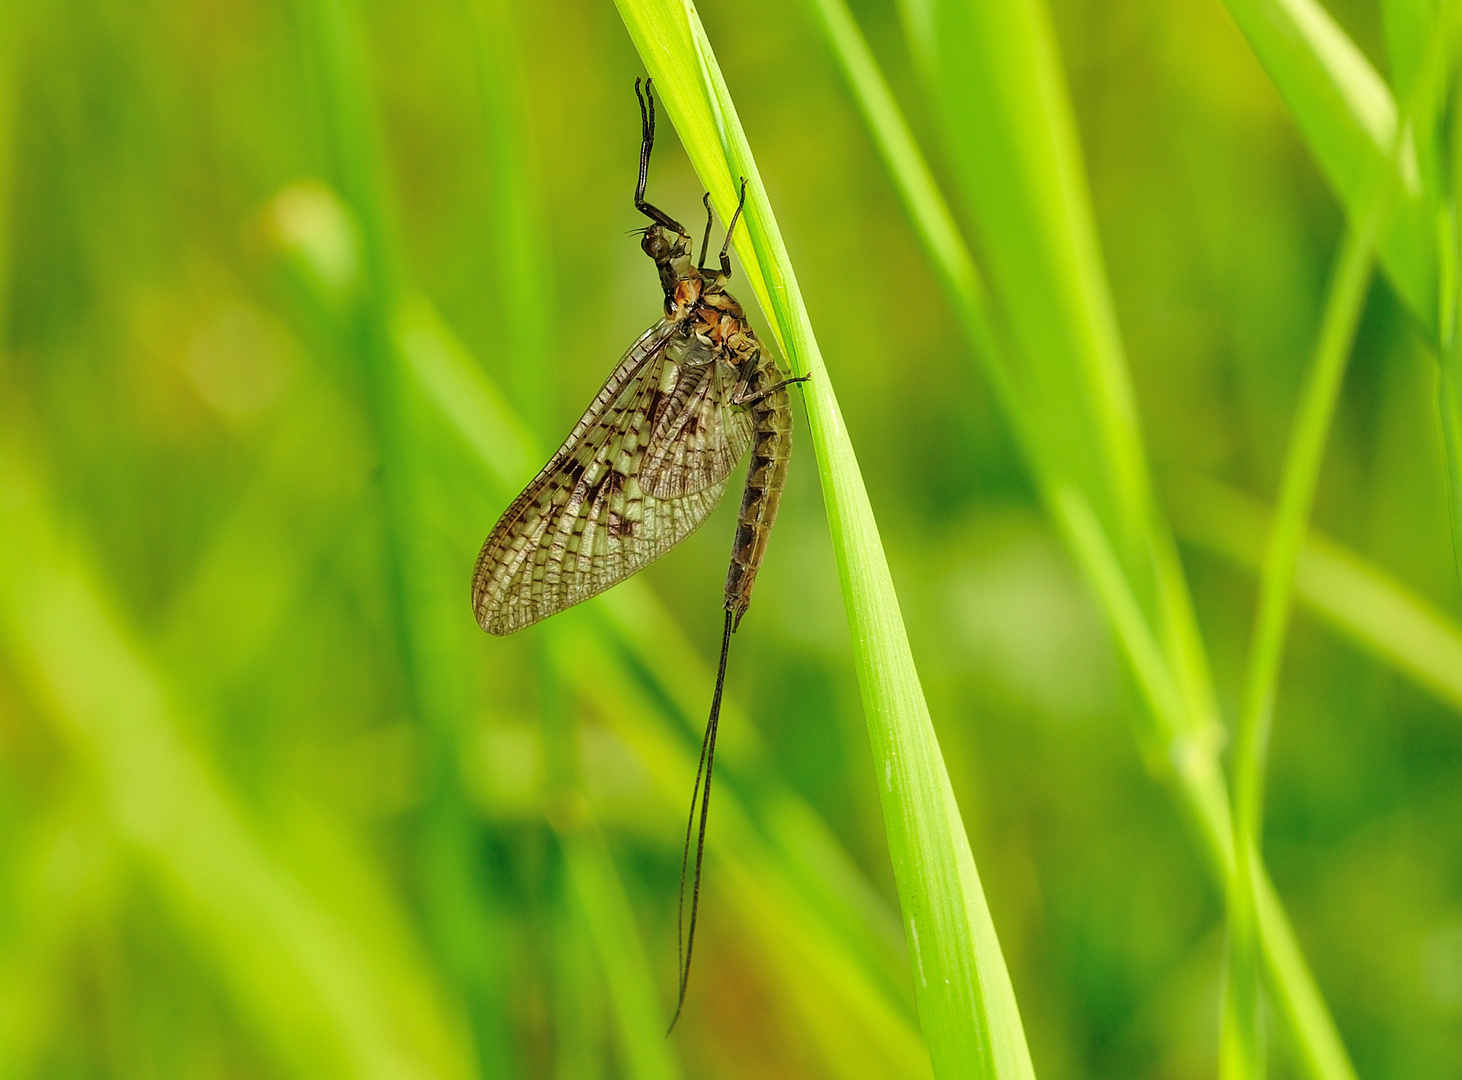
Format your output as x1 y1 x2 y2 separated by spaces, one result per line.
1 0 1460 1077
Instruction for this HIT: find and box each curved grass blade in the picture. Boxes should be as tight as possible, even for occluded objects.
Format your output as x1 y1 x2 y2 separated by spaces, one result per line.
611 3 1036 1076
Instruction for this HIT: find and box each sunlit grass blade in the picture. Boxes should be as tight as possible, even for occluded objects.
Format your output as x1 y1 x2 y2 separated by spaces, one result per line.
915 0 1151 554
611 3 1036 1075
1218 0 1437 337
807 1 1358 1076
1171 475 1462 713
1216 0 1432 336
808 0 1224 748
797 0 1030 443
1223 218 1377 1080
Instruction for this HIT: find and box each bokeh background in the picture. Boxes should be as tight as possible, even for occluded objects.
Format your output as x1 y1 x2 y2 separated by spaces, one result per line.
2 0 1460 1077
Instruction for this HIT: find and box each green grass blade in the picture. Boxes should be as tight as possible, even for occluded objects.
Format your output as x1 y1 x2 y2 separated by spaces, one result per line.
1171 475 1462 713
1218 0 1437 337
798 0 1027 440
807 0 1226 744
1223 219 1377 1080
611 4 1036 1075
916 0 1151 559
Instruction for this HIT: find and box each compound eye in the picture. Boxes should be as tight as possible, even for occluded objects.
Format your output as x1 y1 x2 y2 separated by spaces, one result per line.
641 228 670 260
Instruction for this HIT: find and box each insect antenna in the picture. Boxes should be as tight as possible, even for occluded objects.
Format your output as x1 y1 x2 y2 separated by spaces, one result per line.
667 608 735 1034
698 192 714 272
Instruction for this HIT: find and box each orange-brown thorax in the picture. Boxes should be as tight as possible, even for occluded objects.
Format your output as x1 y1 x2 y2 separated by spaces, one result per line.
643 224 755 360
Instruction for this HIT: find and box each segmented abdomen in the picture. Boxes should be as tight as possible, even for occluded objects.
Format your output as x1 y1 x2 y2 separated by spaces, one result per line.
724 349 794 625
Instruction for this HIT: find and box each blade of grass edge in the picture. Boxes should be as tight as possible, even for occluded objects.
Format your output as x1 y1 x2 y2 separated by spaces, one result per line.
804 0 1220 757
612 3 1037 1076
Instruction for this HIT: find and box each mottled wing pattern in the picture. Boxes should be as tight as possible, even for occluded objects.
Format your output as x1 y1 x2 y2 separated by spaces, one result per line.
472 322 744 635
639 344 754 499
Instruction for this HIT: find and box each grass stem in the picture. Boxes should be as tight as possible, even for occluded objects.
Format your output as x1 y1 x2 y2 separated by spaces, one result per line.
612 2 1037 1074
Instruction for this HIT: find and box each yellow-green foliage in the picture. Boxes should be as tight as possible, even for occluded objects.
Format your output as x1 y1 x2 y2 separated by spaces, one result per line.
1 0 1461 1078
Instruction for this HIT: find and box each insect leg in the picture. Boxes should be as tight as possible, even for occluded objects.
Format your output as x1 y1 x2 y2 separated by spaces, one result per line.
731 373 812 407
697 192 714 272
634 78 688 236
717 177 748 280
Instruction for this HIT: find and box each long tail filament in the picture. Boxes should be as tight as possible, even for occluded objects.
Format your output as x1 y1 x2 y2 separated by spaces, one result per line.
667 608 735 1034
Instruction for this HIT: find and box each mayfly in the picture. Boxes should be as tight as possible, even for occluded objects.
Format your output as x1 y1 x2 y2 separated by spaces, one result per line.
471 78 805 1030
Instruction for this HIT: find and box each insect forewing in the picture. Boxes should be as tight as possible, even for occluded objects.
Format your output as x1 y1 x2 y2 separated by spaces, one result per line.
472 323 749 635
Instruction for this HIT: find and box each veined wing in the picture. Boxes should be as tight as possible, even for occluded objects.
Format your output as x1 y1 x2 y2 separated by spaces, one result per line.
472 322 742 635
638 344 754 500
